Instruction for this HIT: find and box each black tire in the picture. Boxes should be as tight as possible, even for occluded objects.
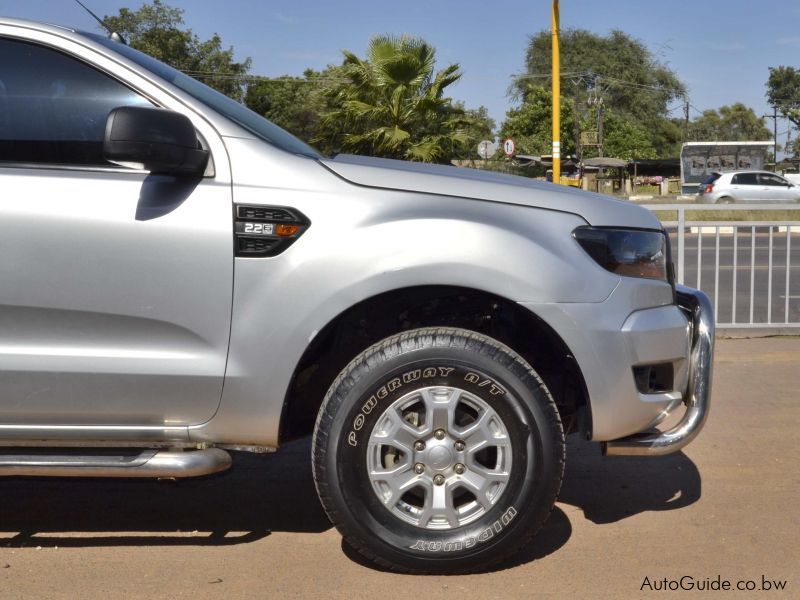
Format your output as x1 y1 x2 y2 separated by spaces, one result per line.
312 327 565 573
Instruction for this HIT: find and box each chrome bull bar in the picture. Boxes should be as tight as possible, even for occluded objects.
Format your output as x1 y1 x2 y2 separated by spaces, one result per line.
603 285 715 456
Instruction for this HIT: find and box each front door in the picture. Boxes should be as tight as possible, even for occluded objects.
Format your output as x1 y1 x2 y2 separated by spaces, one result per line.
758 172 795 202
0 38 232 430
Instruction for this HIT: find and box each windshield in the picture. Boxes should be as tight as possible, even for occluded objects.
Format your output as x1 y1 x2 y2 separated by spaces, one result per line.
85 33 320 159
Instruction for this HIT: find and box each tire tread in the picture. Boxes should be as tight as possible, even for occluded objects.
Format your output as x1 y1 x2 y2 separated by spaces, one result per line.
312 327 565 574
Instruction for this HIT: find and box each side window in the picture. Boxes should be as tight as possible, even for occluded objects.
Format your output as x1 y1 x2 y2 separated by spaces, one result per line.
734 173 758 185
758 173 787 186
0 38 152 167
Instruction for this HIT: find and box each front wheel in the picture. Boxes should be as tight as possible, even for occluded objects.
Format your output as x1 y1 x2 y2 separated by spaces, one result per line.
312 327 565 573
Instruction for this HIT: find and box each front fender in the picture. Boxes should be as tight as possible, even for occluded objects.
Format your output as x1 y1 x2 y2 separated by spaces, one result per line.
190 186 619 446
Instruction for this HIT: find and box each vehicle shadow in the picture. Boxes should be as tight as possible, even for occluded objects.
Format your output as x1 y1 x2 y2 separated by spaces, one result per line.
0 433 701 560
344 433 701 574
557 434 702 524
0 438 330 548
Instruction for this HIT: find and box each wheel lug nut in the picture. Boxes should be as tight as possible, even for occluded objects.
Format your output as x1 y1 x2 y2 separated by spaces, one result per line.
414 463 425 474
414 440 425 451
454 463 466 475
434 429 446 440
454 440 465 451
433 474 445 486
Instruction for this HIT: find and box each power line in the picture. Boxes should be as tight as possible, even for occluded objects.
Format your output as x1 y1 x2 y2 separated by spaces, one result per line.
599 75 683 95
664 102 686 114
180 68 689 103
688 103 706 116
179 71 350 83
514 71 685 95
513 71 585 80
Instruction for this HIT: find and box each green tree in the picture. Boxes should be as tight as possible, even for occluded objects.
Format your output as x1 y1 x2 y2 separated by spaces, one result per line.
499 86 575 157
766 66 800 129
450 103 496 159
649 118 684 159
316 35 468 162
515 29 685 123
789 135 800 158
499 85 657 161
602 113 656 160
688 103 772 141
103 0 252 100
245 68 341 153
511 28 686 158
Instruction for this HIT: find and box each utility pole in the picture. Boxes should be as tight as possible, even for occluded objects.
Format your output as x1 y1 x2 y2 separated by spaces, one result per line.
773 105 778 169
763 106 778 170
584 74 605 157
683 96 690 143
573 84 581 169
597 96 604 158
551 0 560 184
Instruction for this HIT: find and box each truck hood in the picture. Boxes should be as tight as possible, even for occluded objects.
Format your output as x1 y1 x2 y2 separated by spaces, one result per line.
320 154 660 229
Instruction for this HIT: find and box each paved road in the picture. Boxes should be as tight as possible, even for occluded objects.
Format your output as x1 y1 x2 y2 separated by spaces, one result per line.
668 230 800 324
1 338 798 599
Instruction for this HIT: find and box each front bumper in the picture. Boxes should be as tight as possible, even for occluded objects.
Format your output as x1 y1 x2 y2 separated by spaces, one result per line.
602 285 715 456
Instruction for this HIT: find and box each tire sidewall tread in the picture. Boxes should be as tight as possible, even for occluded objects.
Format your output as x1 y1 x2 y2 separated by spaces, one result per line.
312 327 565 574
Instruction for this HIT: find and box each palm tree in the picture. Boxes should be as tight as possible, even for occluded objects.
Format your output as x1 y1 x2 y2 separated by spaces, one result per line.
317 35 469 162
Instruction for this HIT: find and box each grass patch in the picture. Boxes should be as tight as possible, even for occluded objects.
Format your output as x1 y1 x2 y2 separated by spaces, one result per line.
652 209 800 223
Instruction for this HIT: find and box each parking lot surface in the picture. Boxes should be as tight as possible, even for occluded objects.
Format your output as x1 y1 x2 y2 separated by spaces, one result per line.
1 337 798 599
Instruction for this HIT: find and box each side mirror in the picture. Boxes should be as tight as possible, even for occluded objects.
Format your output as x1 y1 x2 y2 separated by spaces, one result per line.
103 106 209 176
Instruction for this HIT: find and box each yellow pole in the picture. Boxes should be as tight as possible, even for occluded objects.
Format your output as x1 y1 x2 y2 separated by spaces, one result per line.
551 0 560 184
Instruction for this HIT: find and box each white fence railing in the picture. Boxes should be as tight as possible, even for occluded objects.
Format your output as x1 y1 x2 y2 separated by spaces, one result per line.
643 204 800 328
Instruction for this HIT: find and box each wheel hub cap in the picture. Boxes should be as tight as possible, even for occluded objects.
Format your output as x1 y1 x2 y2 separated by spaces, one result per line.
426 445 453 471
366 385 513 530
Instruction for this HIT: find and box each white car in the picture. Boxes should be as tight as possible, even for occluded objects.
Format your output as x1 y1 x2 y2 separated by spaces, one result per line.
697 170 800 203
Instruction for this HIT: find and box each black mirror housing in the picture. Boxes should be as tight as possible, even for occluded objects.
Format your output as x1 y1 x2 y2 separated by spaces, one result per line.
103 106 209 176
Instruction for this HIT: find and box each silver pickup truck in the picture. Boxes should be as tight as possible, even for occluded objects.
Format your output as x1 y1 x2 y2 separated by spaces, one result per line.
0 18 714 573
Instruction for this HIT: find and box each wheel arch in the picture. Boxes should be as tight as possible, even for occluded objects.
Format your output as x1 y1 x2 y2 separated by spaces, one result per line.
279 285 591 443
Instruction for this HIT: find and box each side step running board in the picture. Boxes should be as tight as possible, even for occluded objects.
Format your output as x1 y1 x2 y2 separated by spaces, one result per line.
0 448 232 478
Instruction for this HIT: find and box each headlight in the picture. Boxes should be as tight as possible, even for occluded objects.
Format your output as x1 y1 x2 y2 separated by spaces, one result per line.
573 227 668 281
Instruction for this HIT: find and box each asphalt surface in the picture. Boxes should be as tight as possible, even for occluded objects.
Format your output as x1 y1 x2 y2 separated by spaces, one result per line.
1 338 798 599
668 230 800 324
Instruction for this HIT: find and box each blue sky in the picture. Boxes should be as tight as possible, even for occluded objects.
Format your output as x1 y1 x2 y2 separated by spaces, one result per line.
4 0 800 149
